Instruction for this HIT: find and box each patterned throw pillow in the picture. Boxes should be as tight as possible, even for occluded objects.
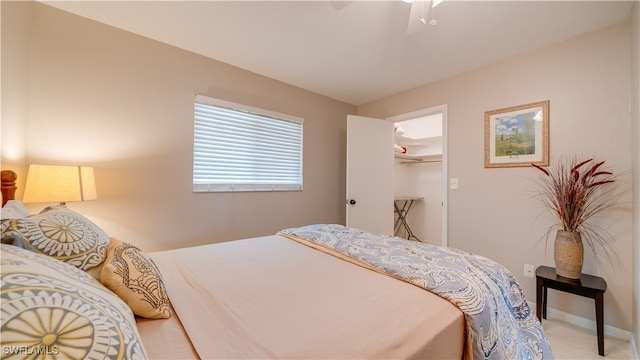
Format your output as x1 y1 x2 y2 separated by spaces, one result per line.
0 205 109 272
0 244 148 359
101 238 171 319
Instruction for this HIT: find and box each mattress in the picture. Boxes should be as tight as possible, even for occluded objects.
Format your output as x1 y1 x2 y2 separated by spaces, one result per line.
142 234 466 359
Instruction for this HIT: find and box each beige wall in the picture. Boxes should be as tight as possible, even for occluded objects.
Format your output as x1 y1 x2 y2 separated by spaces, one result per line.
1 1 30 173
1 2 353 250
359 23 634 332
630 0 640 353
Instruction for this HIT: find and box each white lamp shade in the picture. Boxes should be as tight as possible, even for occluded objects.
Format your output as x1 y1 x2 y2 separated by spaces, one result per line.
23 164 97 203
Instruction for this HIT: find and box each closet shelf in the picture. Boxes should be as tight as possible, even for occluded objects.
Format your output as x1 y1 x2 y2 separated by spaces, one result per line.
395 134 442 146
395 153 442 163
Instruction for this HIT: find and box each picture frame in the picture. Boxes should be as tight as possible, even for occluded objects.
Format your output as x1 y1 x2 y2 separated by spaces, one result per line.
484 100 549 168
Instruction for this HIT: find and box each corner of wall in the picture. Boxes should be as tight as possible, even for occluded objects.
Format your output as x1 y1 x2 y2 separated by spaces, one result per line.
630 1 640 357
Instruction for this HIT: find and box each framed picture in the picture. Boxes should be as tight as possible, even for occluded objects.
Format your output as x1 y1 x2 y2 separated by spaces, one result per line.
484 100 549 168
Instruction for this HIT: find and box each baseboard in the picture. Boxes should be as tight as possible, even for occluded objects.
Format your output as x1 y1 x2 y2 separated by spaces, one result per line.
527 301 631 341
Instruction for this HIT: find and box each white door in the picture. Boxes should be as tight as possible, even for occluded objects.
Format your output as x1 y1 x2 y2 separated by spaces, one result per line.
346 115 394 235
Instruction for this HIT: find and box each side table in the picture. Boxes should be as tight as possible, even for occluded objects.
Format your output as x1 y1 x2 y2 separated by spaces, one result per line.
535 265 607 356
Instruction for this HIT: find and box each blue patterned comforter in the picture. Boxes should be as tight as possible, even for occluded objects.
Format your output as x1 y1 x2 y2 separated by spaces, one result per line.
278 224 553 360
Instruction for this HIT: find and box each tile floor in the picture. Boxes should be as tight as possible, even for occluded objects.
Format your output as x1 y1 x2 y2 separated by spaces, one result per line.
543 318 636 359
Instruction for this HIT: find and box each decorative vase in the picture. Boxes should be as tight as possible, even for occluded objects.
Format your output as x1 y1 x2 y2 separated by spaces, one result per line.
553 230 584 279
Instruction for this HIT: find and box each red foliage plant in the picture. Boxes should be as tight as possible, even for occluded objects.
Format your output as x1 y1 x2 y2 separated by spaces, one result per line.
531 156 619 260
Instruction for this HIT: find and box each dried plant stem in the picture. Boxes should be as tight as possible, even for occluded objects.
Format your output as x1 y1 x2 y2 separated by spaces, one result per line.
532 156 620 265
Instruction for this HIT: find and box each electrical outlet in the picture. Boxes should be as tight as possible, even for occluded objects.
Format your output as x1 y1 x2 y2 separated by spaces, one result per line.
524 264 535 278
450 178 459 189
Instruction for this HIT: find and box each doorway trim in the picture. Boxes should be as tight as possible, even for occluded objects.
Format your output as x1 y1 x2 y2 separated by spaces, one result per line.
387 104 448 247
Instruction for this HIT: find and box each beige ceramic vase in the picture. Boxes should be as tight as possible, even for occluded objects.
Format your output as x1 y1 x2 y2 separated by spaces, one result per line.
553 230 584 279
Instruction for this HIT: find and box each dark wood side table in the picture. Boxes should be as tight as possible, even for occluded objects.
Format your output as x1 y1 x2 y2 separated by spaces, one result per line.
535 265 607 356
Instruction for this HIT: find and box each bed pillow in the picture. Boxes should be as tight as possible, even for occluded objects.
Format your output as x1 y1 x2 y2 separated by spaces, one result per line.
1 200 30 219
0 243 148 359
1 201 34 250
101 238 171 319
0 205 109 272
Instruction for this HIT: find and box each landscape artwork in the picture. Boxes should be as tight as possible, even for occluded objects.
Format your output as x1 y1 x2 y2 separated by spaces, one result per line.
484 100 549 168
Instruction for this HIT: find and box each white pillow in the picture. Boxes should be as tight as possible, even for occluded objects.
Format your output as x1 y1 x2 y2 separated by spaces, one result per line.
1 200 30 219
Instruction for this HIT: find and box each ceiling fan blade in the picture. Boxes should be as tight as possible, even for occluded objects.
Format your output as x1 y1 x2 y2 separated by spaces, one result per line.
330 1 352 11
406 0 431 35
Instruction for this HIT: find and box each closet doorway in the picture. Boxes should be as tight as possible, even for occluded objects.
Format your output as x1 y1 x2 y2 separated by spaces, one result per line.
389 105 448 247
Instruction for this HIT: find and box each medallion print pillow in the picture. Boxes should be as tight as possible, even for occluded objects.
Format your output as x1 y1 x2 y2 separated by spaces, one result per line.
0 205 109 271
0 244 148 359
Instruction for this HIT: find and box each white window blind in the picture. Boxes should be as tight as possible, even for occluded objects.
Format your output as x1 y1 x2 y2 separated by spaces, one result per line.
193 95 304 192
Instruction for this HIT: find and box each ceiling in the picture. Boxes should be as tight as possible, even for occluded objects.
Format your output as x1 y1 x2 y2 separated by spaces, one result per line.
41 1 634 106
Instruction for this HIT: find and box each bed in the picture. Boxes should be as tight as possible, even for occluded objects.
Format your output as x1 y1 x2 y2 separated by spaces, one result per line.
0 169 553 359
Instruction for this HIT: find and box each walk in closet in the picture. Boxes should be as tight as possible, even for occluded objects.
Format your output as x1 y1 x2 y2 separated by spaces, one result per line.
345 106 447 246
393 113 443 245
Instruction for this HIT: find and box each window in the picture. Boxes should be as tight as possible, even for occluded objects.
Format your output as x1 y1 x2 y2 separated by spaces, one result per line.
193 95 303 192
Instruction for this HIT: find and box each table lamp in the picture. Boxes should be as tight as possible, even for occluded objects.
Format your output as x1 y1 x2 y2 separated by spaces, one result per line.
22 164 97 205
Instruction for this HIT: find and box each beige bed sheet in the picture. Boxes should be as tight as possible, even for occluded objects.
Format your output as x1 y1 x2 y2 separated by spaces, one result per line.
142 234 465 359
136 303 200 359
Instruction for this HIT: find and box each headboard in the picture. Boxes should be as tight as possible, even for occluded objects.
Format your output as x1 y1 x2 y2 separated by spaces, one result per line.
1 170 18 206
